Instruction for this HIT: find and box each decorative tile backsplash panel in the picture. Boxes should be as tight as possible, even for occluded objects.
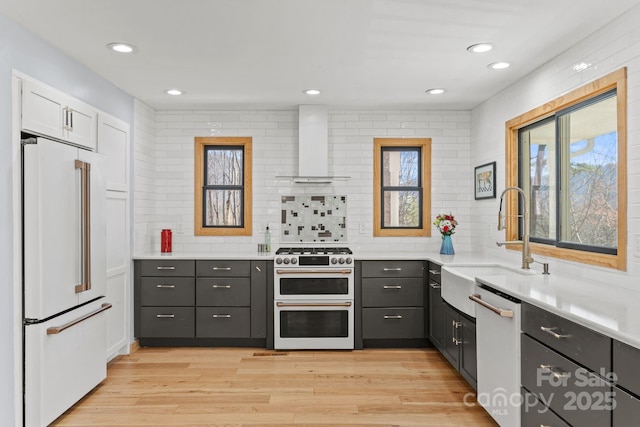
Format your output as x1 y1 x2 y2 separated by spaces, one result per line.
281 195 348 242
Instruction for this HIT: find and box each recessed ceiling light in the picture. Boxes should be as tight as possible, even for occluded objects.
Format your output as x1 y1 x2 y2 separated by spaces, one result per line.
467 43 493 53
426 88 445 95
304 89 321 95
107 42 137 54
165 89 183 96
572 62 592 72
488 62 510 70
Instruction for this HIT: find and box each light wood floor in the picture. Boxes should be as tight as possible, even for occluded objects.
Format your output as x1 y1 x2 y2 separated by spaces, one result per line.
52 346 498 426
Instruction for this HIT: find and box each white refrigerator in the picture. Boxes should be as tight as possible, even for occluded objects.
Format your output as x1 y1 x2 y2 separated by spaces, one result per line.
22 136 111 427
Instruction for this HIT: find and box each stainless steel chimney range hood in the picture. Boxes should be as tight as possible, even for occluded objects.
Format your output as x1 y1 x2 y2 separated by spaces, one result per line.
277 105 349 184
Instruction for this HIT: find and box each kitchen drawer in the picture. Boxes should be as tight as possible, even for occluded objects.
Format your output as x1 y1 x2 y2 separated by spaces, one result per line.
140 277 195 306
362 307 424 339
521 387 571 427
361 260 424 278
139 260 195 277
361 278 423 307
521 333 611 427
196 307 250 338
196 278 250 307
522 302 611 373
613 340 640 396
428 262 442 284
196 260 251 277
139 307 194 338
613 386 640 427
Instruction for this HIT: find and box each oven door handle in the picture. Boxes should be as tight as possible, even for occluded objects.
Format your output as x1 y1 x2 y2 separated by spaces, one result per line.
275 269 352 275
276 302 353 308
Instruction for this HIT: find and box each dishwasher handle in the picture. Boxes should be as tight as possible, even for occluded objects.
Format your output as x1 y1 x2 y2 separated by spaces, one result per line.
469 294 514 318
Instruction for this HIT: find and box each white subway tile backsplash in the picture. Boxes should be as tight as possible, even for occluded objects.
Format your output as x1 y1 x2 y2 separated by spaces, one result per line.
134 105 472 255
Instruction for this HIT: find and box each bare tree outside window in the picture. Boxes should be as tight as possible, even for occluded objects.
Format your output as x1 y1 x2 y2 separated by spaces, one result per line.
194 137 252 236
521 91 617 253
382 148 421 228
205 148 243 226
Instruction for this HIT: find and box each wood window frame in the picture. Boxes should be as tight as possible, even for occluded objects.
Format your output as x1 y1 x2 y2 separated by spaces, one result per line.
374 138 431 237
194 136 252 236
505 68 627 270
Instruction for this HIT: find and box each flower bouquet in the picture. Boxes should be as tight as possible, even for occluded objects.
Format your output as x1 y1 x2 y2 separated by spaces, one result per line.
434 213 458 254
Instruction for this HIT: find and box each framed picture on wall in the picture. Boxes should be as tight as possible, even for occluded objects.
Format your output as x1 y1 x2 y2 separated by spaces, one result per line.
474 161 496 200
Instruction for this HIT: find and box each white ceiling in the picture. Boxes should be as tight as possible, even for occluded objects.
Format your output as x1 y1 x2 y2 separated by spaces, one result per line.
1 0 638 110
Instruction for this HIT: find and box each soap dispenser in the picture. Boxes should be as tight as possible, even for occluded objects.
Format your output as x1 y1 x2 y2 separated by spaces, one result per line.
264 225 271 253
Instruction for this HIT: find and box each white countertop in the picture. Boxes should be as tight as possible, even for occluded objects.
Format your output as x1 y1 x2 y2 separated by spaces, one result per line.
133 250 639 348
453 266 640 350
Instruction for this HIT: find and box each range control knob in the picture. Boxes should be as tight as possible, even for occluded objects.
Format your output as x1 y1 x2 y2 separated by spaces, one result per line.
291 258 298 265
275 258 283 265
283 258 290 265
331 258 338 264
338 258 345 264
345 257 353 264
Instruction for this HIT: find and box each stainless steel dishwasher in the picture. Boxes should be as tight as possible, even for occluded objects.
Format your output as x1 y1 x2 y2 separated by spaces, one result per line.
470 284 521 427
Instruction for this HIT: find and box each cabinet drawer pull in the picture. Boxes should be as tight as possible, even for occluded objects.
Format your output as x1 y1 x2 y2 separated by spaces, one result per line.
428 269 441 275
156 266 176 270
156 284 175 288
212 284 231 289
540 326 571 339
156 314 175 318
212 267 232 271
255 266 262 272
383 267 402 271
539 364 570 379
384 315 403 319
383 285 402 289
212 314 232 318
429 282 441 289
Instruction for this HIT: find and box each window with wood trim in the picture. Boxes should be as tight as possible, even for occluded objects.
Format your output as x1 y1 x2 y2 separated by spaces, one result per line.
505 68 627 270
194 137 252 236
374 138 431 237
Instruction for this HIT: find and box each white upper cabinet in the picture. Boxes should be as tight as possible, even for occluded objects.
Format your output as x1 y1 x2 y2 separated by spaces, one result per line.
97 113 130 192
21 79 98 150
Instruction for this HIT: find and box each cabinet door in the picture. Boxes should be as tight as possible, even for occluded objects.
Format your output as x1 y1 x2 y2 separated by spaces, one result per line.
21 79 65 140
65 97 97 150
460 316 477 389
442 304 460 369
428 281 445 350
98 114 129 191
251 261 268 338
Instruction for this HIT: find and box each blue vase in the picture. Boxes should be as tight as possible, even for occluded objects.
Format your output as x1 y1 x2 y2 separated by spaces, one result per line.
440 234 455 255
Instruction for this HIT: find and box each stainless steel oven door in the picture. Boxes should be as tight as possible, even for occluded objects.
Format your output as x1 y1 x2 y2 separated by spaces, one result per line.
274 269 354 300
274 300 354 349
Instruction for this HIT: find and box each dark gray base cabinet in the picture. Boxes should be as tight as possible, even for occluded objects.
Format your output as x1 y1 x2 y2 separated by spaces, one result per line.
427 262 445 351
360 260 426 345
134 259 270 347
427 262 476 389
442 302 476 389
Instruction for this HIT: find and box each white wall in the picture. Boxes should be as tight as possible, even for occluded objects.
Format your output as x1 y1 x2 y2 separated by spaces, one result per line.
0 12 133 426
133 108 473 255
470 4 640 290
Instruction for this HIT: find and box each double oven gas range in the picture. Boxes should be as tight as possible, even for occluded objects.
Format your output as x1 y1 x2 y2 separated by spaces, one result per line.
273 247 354 350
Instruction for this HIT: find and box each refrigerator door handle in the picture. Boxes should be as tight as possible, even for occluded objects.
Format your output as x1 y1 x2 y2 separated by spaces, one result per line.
74 160 92 293
46 303 112 335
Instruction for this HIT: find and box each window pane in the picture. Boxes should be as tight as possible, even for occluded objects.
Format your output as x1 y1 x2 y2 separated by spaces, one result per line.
560 95 617 248
206 148 243 186
382 150 419 187
204 189 242 226
523 120 556 240
383 190 420 227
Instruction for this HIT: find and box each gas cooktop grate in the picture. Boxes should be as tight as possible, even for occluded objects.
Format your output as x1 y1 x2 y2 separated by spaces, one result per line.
275 247 353 255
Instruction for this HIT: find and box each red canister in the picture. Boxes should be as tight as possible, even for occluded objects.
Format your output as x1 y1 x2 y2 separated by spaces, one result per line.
161 229 172 253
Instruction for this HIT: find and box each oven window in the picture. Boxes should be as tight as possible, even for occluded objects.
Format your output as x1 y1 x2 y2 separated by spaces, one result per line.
280 278 349 295
280 311 349 338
